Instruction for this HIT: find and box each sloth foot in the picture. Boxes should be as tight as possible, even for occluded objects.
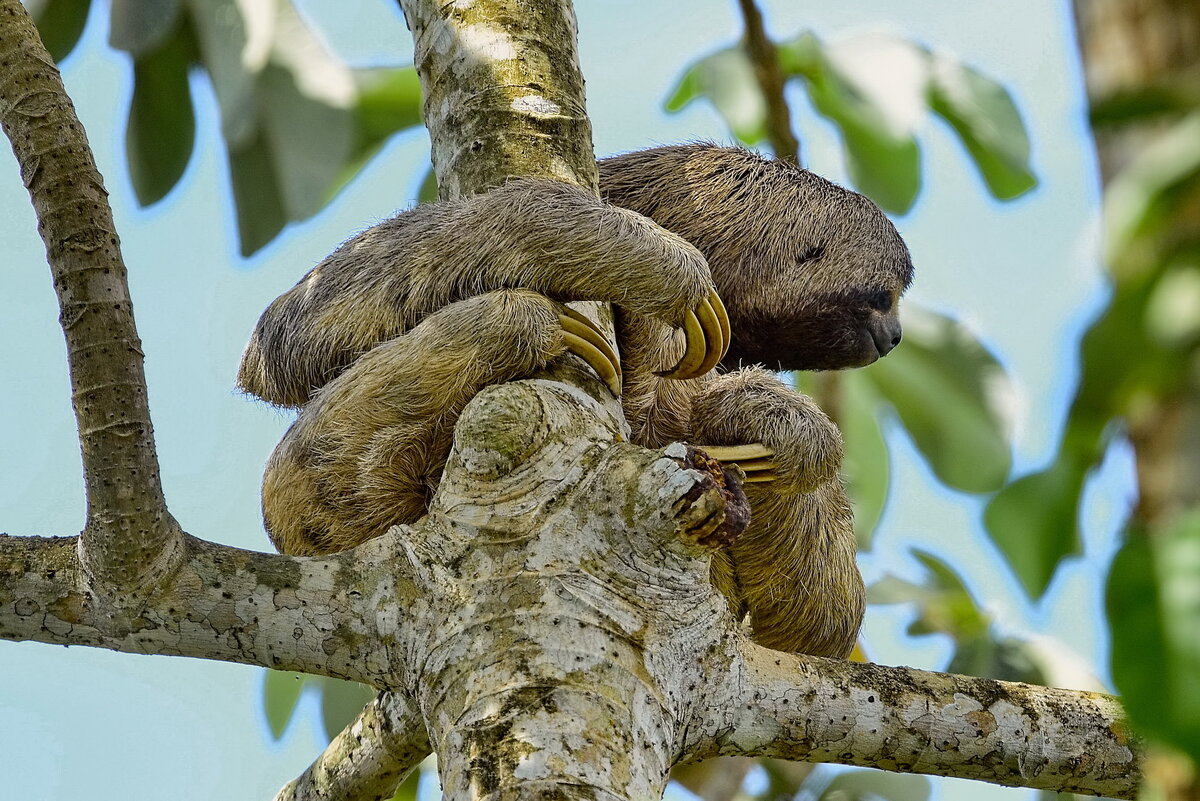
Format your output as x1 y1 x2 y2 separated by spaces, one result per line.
656 288 731 380
558 306 622 396
695 443 778 483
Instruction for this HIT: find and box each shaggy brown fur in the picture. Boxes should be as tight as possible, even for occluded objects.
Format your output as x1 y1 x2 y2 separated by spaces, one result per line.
239 144 912 658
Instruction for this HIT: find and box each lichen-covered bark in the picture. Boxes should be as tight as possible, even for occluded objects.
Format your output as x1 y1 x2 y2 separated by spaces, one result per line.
687 644 1141 798
0 531 418 686
0 0 180 589
273 692 430 801
397 0 598 198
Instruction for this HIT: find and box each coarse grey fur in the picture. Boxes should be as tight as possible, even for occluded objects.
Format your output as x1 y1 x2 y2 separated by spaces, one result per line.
239 144 913 657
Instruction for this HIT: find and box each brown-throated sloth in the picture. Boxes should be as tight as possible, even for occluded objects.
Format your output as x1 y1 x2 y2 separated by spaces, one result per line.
238 144 912 657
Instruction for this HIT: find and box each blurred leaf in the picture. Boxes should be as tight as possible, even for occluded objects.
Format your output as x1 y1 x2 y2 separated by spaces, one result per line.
29 0 92 62
353 67 423 159
820 769 931 801
418 166 439 204
927 55 1036 200
665 46 769 144
1105 112 1200 265
865 308 1012 493
262 670 308 740
984 458 1086 599
870 549 988 641
184 0 256 145
870 550 1053 683
109 0 181 55
229 129 288 256
125 22 196 206
258 64 354 220
1109 513 1200 758
318 677 375 741
779 32 921 213
388 770 421 801
1090 80 1200 129
839 372 890 548
668 29 1036 212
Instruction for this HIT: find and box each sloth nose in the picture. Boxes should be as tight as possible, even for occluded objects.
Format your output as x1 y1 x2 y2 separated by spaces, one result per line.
873 318 903 357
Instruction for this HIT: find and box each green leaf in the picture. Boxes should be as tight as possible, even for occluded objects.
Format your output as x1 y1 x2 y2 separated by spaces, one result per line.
927 55 1036 200
820 769 931 801
257 65 354 221
317 677 375 741
109 0 181 55
664 47 769 145
776 33 921 212
417 166 439 204
353 67 423 159
1109 514 1200 757
865 308 1012 493
184 0 256 146
228 129 288 256
984 457 1086 599
125 24 196 206
29 0 92 63
388 770 421 801
262 670 308 740
838 372 890 549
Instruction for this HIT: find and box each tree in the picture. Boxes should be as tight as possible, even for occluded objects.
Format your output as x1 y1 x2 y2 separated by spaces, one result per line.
0 1 1147 799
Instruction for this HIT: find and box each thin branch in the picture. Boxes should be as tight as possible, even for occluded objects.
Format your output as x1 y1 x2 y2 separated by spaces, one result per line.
0 530 421 686
736 0 800 162
688 643 1142 799
0 0 179 588
274 692 431 801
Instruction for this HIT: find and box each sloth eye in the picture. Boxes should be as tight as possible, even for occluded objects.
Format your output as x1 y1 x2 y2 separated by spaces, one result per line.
796 244 825 264
866 291 893 311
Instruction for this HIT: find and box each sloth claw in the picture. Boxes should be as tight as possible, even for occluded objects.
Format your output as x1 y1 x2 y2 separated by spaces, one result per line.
657 288 732 380
696 443 778 483
559 307 622 396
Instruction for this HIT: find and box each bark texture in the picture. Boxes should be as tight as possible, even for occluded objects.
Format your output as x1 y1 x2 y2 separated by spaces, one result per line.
0 0 181 590
689 645 1140 798
0 531 418 685
398 0 598 198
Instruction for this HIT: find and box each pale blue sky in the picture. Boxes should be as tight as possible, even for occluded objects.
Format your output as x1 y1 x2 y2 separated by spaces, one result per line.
0 1 1130 799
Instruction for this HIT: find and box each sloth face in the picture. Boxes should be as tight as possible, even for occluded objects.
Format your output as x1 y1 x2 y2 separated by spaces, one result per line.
600 143 914 374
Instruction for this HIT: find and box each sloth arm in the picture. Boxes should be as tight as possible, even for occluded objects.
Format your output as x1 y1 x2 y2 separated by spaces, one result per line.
262 290 619 555
239 179 727 407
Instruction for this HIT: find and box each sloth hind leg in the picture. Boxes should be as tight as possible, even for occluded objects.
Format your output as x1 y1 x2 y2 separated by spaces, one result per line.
262 289 613 556
689 368 864 657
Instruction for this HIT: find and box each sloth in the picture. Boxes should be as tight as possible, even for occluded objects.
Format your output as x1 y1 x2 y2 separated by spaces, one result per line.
238 144 912 657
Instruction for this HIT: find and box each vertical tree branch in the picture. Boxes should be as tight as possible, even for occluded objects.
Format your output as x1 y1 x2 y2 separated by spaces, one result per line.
0 0 180 588
736 0 800 163
398 0 599 198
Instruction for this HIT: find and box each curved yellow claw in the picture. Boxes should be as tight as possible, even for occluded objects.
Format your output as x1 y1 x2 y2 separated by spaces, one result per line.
559 307 622 396
657 287 732 380
698 443 778 484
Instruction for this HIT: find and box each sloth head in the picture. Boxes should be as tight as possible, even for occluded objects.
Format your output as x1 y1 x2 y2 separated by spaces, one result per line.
599 144 913 372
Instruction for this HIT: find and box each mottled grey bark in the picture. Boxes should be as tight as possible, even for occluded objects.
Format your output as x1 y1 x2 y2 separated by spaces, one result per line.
0 0 181 591
690 644 1140 798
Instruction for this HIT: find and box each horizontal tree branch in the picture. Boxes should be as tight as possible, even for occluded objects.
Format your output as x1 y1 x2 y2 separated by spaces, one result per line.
0 530 421 687
689 642 1141 798
275 691 431 801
